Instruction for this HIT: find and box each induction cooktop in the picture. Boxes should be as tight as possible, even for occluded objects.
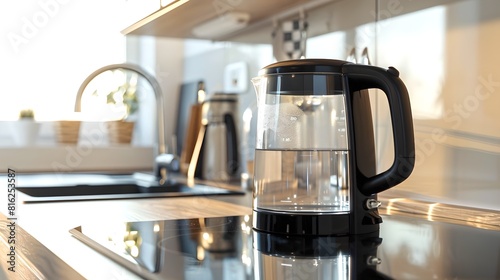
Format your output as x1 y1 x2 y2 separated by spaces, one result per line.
70 214 500 280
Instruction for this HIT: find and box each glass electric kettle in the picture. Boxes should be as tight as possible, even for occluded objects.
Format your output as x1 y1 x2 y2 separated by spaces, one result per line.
251 59 415 236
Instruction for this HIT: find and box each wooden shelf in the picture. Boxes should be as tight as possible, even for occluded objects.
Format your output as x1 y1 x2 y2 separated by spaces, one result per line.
122 0 333 43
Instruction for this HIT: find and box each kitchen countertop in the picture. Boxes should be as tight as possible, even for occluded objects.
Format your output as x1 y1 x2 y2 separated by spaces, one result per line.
1 181 500 279
0 187 252 279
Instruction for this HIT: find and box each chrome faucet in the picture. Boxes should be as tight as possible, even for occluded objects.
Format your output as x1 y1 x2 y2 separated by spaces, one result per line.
74 63 178 184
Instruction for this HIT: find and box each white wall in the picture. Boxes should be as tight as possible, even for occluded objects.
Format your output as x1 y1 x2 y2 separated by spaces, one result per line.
374 0 500 210
0 1 185 172
276 0 500 211
180 39 273 170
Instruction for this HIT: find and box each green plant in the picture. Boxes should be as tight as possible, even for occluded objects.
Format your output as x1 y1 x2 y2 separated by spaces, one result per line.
105 86 138 120
19 109 35 119
103 75 139 120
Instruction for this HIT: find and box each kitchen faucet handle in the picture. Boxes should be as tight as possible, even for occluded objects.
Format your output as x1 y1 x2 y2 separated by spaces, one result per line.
154 153 180 185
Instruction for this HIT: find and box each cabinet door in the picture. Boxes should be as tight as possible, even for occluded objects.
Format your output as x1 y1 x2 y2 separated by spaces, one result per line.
376 0 500 210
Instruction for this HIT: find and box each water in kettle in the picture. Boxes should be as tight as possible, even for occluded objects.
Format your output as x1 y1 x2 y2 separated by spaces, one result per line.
253 149 350 213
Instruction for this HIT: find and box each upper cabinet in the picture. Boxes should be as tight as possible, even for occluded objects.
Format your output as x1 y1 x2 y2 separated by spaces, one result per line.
121 0 334 43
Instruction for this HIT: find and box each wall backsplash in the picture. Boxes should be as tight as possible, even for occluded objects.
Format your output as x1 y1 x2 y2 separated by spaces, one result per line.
300 0 498 212
181 0 499 211
307 0 500 211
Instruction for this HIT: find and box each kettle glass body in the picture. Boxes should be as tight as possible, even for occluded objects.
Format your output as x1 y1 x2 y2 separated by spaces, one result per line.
252 73 349 213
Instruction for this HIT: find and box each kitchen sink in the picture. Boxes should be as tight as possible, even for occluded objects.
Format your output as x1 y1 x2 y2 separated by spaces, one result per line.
13 173 245 203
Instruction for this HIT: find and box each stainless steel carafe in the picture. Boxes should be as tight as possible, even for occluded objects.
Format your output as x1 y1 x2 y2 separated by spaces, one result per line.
251 59 415 235
189 93 240 182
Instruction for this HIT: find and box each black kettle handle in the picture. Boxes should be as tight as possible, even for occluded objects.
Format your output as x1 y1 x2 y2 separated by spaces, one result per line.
343 64 415 195
224 113 239 175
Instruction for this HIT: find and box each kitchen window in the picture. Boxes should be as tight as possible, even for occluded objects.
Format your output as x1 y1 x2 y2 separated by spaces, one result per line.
0 0 160 172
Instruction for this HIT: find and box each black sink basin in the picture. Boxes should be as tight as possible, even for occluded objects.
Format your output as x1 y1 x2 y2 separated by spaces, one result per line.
13 173 244 203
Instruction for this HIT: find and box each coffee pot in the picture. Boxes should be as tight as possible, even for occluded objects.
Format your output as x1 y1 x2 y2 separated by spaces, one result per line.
189 93 240 182
251 59 415 235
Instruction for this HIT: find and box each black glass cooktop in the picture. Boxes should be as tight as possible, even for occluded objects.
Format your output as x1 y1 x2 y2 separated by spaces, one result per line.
70 214 500 280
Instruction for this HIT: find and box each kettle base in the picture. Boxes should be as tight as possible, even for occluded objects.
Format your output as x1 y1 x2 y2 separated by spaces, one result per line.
252 210 380 236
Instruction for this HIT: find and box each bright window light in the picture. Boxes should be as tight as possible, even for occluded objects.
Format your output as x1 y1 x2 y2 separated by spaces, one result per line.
0 0 127 121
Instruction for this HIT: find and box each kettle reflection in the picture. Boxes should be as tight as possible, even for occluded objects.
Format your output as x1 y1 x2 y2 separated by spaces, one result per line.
253 231 392 280
111 216 392 279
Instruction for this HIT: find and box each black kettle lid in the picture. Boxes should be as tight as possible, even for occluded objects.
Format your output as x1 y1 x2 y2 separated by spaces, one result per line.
258 59 352 75
257 59 347 95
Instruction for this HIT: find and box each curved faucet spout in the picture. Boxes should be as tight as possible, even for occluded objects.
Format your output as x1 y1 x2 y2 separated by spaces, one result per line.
74 63 174 181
